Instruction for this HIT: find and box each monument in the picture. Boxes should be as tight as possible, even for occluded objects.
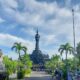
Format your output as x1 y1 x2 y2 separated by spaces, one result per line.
30 29 49 70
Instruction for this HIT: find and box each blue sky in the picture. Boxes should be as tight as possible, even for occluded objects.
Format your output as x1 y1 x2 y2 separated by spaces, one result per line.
0 0 80 59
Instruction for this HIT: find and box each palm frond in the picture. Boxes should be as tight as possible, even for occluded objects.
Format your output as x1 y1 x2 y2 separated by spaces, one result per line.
22 46 27 54
11 46 16 50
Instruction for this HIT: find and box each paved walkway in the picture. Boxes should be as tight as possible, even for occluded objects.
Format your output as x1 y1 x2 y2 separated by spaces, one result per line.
25 71 51 80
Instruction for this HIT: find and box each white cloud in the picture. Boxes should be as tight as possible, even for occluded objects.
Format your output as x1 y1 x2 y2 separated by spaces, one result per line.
65 0 71 7
0 18 5 23
0 0 18 9
0 0 80 58
41 33 57 46
22 28 36 36
0 0 58 26
0 33 34 54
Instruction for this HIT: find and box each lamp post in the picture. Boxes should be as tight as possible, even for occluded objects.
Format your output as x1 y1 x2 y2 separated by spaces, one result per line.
72 9 76 54
72 9 77 76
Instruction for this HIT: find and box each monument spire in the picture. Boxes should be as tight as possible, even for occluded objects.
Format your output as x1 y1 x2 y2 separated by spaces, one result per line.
35 28 40 50
37 28 38 34
31 29 49 65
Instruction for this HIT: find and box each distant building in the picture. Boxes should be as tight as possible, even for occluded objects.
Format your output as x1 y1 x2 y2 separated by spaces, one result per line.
30 29 49 66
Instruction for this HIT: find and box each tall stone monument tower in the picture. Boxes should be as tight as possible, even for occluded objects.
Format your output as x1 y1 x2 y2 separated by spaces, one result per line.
30 29 45 64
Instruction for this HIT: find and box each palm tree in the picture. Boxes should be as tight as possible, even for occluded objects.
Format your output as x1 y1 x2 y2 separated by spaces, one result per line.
76 42 80 65
11 42 22 60
58 43 73 60
58 43 73 80
22 46 27 55
12 42 28 59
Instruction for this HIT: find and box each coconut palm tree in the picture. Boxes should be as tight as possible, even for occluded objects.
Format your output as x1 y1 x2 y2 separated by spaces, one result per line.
11 42 22 60
22 46 27 55
58 43 73 80
58 43 73 60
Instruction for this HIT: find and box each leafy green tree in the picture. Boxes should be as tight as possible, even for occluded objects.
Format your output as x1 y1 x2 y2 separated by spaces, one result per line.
58 43 73 79
11 42 31 79
12 60 18 73
3 56 17 75
45 55 60 74
58 43 73 60
11 42 22 60
67 58 75 70
58 43 73 66
21 54 32 68
21 54 32 75
12 42 28 60
61 58 76 79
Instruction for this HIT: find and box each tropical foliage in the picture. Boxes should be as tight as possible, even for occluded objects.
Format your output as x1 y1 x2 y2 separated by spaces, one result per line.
3 56 17 75
21 54 32 76
11 42 32 79
11 42 22 60
58 43 73 68
76 42 80 65
2 41 80 79
58 43 73 58
45 55 60 74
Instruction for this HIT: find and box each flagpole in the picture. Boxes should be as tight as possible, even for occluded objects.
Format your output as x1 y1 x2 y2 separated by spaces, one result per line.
72 9 76 52
72 9 77 76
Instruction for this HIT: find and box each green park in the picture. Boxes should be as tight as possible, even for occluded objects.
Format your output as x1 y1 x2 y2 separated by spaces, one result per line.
0 29 80 80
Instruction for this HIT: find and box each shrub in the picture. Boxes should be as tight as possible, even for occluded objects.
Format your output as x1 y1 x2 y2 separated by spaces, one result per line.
17 69 25 79
25 69 31 75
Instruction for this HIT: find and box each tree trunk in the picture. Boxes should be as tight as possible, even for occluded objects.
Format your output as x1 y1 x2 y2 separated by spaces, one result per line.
18 51 21 71
79 57 80 65
66 51 68 80
19 51 21 60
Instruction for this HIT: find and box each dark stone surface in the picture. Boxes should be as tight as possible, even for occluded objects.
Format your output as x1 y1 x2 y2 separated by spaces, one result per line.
31 50 44 64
